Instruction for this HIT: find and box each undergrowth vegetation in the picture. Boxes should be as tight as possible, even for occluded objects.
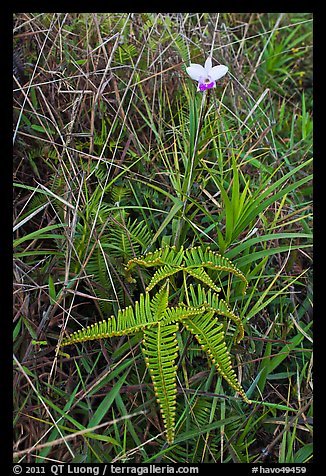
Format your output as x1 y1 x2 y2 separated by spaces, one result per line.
13 13 313 464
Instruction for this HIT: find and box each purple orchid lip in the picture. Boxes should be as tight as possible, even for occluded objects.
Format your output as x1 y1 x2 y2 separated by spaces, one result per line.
198 81 215 91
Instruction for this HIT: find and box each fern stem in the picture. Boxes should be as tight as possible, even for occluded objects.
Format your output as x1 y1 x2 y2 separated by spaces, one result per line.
183 269 190 306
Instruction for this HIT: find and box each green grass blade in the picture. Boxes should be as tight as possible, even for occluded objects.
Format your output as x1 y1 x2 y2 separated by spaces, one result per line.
88 370 129 428
13 224 68 248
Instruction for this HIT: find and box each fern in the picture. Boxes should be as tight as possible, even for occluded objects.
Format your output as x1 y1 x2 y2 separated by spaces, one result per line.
124 218 153 255
146 264 182 291
126 246 184 271
57 245 251 444
126 245 247 293
184 246 248 290
80 208 152 314
182 312 250 403
189 284 245 343
186 267 221 293
117 44 138 63
149 279 170 319
173 34 191 64
60 291 154 347
142 322 179 444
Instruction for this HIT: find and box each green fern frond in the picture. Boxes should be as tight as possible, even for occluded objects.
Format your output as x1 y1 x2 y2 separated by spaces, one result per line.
83 243 121 316
184 246 248 291
26 193 48 213
142 322 179 444
105 217 152 261
57 244 251 444
59 317 118 348
163 306 206 325
182 312 251 404
173 35 190 63
189 284 245 343
110 186 131 205
149 280 170 319
59 281 174 349
59 291 154 348
117 44 138 63
90 202 112 225
108 222 134 260
146 264 182 291
186 267 221 293
129 219 152 248
126 246 184 271
96 216 152 262
58 311 139 349
188 398 213 429
126 245 247 294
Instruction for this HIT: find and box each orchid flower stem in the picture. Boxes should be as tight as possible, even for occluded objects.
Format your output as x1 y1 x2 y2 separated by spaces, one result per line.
173 91 210 247
186 91 208 196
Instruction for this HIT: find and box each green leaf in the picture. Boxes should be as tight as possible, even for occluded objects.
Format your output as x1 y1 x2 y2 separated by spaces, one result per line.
22 317 37 340
13 224 67 248
151 200 184 244
142 322 179 444
58 244 250 444
38 385 82 461
294 443 313 463
31 124 56 135
48 275 56 305
173 415 242 445
235 243 312 269
13 318 22 342
226 232 312 260
250 400 298 412
182 311 250 403
257 321 312 392
88 371 129 428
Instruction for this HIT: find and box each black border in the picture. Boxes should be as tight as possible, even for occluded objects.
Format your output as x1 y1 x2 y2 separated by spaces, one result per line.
8 6 319 472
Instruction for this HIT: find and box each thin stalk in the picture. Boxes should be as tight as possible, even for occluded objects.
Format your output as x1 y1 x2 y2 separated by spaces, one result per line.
174 90 211 246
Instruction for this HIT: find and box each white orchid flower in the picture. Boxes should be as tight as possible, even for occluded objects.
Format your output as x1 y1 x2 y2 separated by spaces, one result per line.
186 57 228 92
